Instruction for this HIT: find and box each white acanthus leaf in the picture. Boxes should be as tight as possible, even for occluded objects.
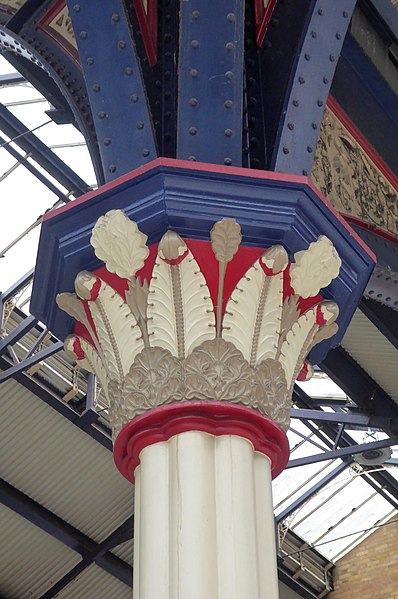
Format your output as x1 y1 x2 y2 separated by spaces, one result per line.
289 236 342 299
90 209 149 279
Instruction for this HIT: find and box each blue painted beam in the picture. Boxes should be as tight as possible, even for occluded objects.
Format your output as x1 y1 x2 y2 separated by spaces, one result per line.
0 315 38 356
0 341 64 384
367 0 398 39
322 347 398 423
332 33 398 174
177 0 245 166
272 0 357 175
0 135 72 203
0 73 25 86
275 461 349 523
0 268 34 302
0 477 132 587
0 103 90 196
286 436 398 468
66 0 157 181
37 516 134 598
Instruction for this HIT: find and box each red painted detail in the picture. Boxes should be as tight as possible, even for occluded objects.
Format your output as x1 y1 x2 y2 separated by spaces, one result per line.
254 0 277 47
132 0 157 67
37 0 79 64
327 96 398 192
161 248 189 266
72 336 85 360
297 362 309 382
74 238 328 346
113 401 290 483
259 257 279 276
88 277 101 301
343 214 398 247
316 304 327 326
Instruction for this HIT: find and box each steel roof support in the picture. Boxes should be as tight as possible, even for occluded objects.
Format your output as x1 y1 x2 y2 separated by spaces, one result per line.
176 0 245 166
0 314 38 357
322 346 398 426
37 516 134 598
287 436 398 468
0 341 63 384
0 103 90 195
0 477 133 587
270 0 356 175
276 461 349 524
66 0 157 181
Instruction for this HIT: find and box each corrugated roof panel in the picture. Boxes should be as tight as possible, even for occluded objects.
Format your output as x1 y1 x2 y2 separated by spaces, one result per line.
57 564 132 598
0 504 80 598
341 309 398 403
0 378 134 543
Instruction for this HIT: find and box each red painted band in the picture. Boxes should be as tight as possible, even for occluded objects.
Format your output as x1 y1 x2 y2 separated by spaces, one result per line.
113 401 290 484
327 96 398 191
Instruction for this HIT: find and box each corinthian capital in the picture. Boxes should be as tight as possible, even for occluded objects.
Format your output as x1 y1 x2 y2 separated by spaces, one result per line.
57 210 341 437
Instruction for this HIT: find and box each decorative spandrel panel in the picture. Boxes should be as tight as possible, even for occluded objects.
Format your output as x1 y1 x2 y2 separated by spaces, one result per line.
312 105 398 238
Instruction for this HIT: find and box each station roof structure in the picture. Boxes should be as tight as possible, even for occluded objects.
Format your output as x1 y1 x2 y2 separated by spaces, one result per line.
0 1 397 597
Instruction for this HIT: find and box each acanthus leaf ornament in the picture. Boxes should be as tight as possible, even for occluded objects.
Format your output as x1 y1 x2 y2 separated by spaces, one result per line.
57 209 343 436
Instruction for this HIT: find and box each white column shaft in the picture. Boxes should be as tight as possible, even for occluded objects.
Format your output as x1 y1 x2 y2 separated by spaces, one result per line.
133 431 279 599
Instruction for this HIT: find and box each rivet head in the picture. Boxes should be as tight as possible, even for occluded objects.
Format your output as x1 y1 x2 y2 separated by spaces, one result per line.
86 57 94 66
191 39 199 48
111 13 120 22
118 40 126 48
343 11 349 18
189 127 197 135
318 8 323 15
304 53 311 61
136 121 144 129
226 42 234 51
98 111 106 119
130 93 139 103
311 31 317 38
225 70 233 79
329 54 335 62
92 83 100 92
142 149 150 157
79 31 87 39
73 4 81 12
323 76 329 84
336 32 342 40
109 165 117 173
189 98 198 107
287 122 294 130
225 128 233 137
293 99 299 107
298 76 305 84
190 68 198 77
224 100 233 108
192 10 200 19
227 13 235 22
283 146 289 154
307 146 313 153
317 99 323 107
224 157 232 165
104 138 111 146
125 67 133 75
302 169 308 176
312 122 318 130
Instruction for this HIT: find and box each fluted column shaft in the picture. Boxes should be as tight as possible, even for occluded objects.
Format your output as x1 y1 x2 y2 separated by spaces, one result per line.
133 431 279 599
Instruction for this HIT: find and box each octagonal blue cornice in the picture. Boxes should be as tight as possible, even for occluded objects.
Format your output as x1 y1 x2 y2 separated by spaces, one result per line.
31 158 375 365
